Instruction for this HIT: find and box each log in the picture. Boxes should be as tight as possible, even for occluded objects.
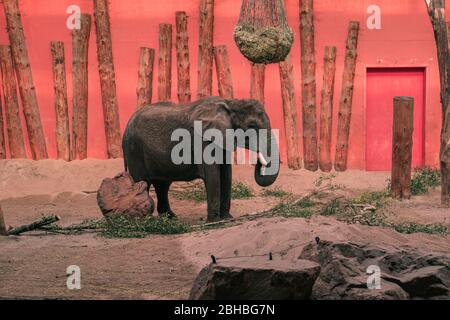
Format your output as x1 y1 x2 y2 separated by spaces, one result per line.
0 45 26 159
300 0 318 171
3 0 47 160
391 97 414 200
158 23 173 102
334 21 360 171
214 45 234 99
279 54 301 170
319 46 337 172
250 63 265 105
0 84 5 159
175 12 191 104
0 205 7 235
50 41 70 161
197 0 214 99
7 215 60 236
136 47 155 108
93 0 122 158
72 14 91 160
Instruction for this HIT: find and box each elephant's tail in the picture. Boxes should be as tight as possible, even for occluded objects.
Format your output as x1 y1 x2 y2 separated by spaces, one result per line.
123 157 128 173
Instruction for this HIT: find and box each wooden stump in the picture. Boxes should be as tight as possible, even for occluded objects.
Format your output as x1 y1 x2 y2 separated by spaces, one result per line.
214 45 234 99
334 21 360 171
3 0 47 160
197 0 214 99
391 97 414 200
0 83 5 159
319 46 337 172
72 14 91 160
93 0 122 158
300 0 318 171
176 12 191 104
50 41 70 161
0 205 7 235
136 47 155 108
279 54 301 170
0 45 26 159
250 63 265 105
158 23 173 102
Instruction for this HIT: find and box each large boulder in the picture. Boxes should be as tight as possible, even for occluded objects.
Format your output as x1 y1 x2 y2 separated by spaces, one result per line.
97 172 154 218
299 240 450 300
189 257 320 300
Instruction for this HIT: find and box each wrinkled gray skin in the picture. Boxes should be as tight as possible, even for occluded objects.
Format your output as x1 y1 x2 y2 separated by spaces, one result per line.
122 97 280 222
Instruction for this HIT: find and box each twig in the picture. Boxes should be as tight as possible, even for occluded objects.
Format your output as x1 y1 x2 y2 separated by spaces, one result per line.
7 215 60 236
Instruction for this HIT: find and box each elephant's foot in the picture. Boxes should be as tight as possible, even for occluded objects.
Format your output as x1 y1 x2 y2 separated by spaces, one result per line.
206 214 222 223
159 210 177 219
220 213 234 220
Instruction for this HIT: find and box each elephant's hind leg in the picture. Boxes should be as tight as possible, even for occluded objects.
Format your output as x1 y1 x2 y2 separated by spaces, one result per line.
153 180 176 218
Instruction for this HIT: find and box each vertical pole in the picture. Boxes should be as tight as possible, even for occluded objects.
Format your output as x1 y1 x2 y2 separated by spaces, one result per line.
250 63 265 105
391 96 414 200
319 46 337 172
158 23 173 102
136 47 155 108
214 45 234 99
0 79 5 159
197 0 214 99
176 11 191 104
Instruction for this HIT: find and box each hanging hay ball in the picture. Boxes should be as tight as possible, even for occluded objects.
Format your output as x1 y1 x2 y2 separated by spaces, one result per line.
234 0 294 64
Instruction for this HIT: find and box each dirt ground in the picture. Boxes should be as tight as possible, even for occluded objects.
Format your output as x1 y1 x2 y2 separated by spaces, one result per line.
0 159 449 299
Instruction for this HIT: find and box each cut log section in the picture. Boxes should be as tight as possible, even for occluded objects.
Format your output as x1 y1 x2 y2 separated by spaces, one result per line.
72 14 91 160
0 45 26 159
250 63 265 105
136 47 155 108
176 12 191 104
214 45 234 99
93 0 122 158
300 0 318 171
391 97 414 200
3 0 47 160
319 46 337 172
158 23 173 102
197 0 214 99
50 41 70 161
334 21 360 171
279 54 301 170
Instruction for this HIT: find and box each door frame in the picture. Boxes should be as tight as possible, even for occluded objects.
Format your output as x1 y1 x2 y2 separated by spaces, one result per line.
363 65 429 171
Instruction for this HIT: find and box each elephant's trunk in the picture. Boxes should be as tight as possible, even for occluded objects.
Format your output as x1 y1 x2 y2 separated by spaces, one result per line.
254 130 280 187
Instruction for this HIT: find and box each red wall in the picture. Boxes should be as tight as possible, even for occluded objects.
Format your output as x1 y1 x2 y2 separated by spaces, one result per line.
0 0 447 169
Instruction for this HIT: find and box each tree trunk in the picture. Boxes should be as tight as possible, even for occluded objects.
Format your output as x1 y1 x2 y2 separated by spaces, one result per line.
93 0 122 158
334 21 360 171
214 45 234 99
391 97 414 200
72 14 91 160
424 0 450 206
136 47 154 108
300 0 318 171
0 82 5 159
3 0 47 160
197 0 214 99
158 23 173 102
250 63 265 105
0 45 26 159
279 54 301 170
319 46 337 172
176 12 191 104
50 41 70 161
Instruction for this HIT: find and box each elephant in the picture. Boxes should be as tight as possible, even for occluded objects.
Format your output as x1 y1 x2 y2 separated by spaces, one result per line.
122 97 280 222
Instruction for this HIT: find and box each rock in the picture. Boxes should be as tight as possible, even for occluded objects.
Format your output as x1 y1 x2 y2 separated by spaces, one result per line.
298 240 450 300
97 172 154 218
189 257 320 300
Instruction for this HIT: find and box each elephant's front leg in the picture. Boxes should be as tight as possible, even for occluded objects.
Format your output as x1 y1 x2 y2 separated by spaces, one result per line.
203 165 222 222
220 164 233 219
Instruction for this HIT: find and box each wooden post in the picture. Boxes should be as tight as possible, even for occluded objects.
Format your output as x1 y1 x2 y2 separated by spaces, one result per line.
0 205 7 235
391 97 414 200
250 63 265 105
319 46 337 172
93 0 122 158
50 41 70 161
334 21 360 171
136 47 155 108
0 45 26 159
3 0 47 160
197 0 214 99
279 54 301 170
300 0 318 171
214 45 234 99
0 83 5 159
158 23 173 102
72 14 91 160
176 12 191 104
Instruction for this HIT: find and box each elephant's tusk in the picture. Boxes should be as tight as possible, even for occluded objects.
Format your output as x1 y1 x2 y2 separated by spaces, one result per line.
257 152 268 167
260 166 266 176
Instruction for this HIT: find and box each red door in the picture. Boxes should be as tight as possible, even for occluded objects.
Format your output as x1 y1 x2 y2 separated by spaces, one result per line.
366 68 425 171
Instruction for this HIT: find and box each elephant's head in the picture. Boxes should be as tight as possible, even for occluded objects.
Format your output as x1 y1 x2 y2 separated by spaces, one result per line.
191 97 280 187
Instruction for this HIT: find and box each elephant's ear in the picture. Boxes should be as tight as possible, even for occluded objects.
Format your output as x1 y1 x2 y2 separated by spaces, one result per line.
190 101 233 140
